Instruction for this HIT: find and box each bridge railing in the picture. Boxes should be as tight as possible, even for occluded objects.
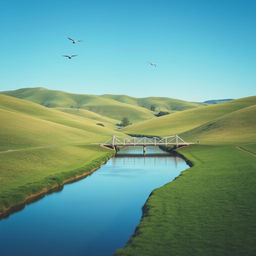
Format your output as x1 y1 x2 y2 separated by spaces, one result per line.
104 135 190 147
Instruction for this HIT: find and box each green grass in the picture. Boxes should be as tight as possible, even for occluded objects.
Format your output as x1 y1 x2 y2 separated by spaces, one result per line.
115 95 256 255
102 94 204 112
0 144 113 213
56 107 118 128
1 87 206 123
238 144 256 154
0 94 125 150
1 89 255 256
115 144 256 256
1 87 156 122
181 104 256 144
0 94 120 214
126 96 256 136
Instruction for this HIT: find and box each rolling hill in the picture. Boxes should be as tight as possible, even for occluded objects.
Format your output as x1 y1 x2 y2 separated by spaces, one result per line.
1 87 205 123
102 94 204 112
0 93 123 214
181 104 256 143
1 88 155 122
1 88 256 256
0 94 123 151
203 99 233 104
126 96 256 139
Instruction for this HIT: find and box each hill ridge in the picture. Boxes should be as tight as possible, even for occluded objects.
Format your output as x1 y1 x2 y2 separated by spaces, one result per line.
1 87 204 122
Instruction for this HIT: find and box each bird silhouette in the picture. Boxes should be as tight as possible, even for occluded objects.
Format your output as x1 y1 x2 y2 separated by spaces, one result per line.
148 62 157 67
63 55 78 59
68 37 82 44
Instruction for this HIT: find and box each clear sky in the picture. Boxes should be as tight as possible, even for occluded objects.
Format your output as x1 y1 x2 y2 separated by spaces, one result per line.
0 0 255 101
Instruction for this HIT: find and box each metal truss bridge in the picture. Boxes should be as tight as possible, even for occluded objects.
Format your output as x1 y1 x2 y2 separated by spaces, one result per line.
98 135 193 152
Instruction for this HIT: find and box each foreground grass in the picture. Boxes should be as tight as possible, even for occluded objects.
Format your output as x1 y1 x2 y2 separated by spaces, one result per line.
115 144 256 256
241 144 256 154
0 144 113 214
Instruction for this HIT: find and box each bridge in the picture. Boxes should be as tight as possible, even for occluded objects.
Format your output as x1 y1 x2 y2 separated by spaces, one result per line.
98 135 193 153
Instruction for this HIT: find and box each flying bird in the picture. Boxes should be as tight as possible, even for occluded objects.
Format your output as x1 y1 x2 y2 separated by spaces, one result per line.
148 62 157 67
63 55 78 59
68 37 82 44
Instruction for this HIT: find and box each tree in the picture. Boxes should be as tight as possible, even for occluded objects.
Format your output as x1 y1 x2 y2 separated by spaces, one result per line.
121 117 131 127
150 105 156 111
155 111 170 117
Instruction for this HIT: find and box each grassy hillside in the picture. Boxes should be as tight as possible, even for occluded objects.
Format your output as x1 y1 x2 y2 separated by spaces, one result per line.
126 96 256 136
102 94 204 112
204 99 233 104
57 107 118 124
1 88 206 123
0 94 121 215
182 105 256 144
1 88 155 122
0 94 122 150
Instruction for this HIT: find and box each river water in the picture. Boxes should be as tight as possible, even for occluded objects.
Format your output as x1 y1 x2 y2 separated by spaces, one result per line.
0 146 188 256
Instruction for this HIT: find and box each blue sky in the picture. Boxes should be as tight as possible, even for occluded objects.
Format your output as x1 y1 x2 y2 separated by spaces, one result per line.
0 0 255 101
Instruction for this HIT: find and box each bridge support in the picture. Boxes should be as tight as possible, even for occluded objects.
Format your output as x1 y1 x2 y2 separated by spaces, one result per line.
143 145 146 155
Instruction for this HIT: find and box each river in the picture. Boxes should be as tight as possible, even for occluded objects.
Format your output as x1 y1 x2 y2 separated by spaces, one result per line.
0 146 188 256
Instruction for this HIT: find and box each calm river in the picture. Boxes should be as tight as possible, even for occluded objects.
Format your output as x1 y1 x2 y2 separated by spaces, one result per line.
0 146 188 256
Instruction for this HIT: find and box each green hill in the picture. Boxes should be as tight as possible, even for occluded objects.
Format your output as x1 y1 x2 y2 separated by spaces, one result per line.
56 107 118 129
102 94 204 112
1 88 155 122
204 98 233 104
0 94 122 151
1 88 206 123
182 104 256 143
0 94 122 214
126 96 256 137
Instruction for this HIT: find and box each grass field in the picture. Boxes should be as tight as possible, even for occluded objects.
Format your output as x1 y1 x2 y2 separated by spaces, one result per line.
0 145 113 214
102 94 204 112
1 87 205 123
126 96 256 136
0 94 119 215
56 107 118 128
181 104 256 144
0 89 255 256
115 144 256 256
241 144 256 154
0 94 125 150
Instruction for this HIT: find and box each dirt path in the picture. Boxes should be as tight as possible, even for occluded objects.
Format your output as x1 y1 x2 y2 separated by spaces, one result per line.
0 145 61 154
236 146 256 158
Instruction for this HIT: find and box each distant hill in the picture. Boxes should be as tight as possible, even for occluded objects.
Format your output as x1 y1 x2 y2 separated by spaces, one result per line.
181 104 256 143
204 99 233 104
1 88 204 123
102 94 204 112
126 96 256 143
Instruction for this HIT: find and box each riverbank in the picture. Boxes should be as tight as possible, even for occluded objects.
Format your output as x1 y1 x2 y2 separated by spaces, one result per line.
115 144 256 256
0 145 114 219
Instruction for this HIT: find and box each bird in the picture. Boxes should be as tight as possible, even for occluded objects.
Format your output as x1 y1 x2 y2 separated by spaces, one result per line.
63 55 78 59
148 62 157 67
68 37 82 44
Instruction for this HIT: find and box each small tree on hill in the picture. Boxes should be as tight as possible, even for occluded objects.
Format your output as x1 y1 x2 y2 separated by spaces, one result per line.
150 105 156 111
121 117 131 127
